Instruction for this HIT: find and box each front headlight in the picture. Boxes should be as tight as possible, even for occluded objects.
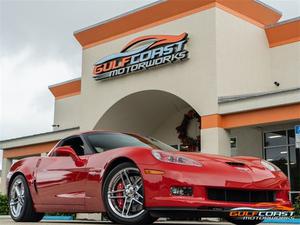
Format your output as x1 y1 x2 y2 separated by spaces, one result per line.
152 150 202 167
261 160 280 171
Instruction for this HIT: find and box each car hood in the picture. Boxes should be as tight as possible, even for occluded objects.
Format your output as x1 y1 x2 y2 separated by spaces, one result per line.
174 151 265 169
170 151 288 189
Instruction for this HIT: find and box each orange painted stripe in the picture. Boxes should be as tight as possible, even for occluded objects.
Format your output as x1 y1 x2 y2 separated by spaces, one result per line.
221 103 300 129
216 0 281 28
55 91 81 100
216 2 264 28
202 103 300 129
265 19 300 48
202 114 222 129
3 141 58 159
49 79 81 100
78 2 215 49
74 0 281 49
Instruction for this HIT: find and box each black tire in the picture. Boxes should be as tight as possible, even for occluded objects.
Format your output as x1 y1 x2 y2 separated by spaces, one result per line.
8 175 44 222
226 217 263 225
103 162 157 225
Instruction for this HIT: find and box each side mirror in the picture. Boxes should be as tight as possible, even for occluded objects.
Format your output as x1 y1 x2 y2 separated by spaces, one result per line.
54 146 86 167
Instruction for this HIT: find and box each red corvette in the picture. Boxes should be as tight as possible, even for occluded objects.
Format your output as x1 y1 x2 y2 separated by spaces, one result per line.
7 131 291 225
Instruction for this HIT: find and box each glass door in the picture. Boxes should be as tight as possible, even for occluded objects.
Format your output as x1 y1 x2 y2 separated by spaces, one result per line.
264 129 300 203
288 130 300 201
264 130 289 175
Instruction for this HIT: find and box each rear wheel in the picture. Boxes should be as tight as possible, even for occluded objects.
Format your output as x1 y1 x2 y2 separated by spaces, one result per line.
9 175 44 222
103 162 157 225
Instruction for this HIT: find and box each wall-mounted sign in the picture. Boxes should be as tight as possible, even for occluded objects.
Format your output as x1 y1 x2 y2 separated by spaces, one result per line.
93 33 189 80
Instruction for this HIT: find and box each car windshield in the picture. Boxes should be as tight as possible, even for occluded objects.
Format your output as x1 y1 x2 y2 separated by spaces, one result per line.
85 132 177 153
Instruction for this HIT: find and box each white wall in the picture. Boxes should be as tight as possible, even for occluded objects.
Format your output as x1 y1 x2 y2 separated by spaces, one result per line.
270 42 300 89
230 127 263 157
55 6 299 157
201 128 231 156
80 8 218 131
216 8 273 97
216 8 300 97
54 95 81 130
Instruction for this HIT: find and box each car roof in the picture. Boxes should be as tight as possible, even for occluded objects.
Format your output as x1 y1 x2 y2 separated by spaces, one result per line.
75 130 138 136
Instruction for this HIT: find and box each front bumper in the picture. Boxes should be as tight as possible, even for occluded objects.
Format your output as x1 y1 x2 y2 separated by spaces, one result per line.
149 207 237 219
140 162 291 208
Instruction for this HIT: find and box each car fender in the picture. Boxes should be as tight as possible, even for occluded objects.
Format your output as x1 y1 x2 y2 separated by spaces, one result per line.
8 157 41 201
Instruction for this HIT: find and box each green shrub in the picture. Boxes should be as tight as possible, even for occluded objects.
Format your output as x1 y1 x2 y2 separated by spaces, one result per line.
0 194 9 215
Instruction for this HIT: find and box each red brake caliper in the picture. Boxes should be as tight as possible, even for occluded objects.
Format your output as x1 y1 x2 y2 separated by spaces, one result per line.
116 182 125 209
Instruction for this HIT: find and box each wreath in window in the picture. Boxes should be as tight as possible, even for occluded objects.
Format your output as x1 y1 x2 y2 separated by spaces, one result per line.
176 109 201 151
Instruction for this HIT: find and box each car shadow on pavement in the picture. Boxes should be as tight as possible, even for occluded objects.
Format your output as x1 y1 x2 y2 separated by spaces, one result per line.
40 221 228 225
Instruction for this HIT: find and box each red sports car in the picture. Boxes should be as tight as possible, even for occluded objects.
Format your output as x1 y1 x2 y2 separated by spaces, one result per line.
7 131 291 225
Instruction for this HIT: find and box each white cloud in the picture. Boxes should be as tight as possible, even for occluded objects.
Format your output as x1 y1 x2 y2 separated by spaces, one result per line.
0 47 76 140
262 0 300 21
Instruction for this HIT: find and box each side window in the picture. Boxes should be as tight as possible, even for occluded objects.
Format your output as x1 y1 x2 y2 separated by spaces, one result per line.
60 136 85 156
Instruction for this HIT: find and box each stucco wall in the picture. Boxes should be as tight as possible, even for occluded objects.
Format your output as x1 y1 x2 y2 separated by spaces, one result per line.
52 6 299 157
216 8 273 97
53 95 81 130
270 42 300 89
80 8 218 131
201 128 231 156
230 127 263 157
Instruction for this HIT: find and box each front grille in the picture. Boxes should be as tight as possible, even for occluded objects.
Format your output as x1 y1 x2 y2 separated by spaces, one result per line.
207 188 275 203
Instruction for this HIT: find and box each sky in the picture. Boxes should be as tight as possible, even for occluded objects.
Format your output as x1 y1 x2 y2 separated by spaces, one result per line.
0 0 299 169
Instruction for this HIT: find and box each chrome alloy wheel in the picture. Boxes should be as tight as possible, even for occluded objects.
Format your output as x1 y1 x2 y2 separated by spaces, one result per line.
107 167 144 219
9 178 25 218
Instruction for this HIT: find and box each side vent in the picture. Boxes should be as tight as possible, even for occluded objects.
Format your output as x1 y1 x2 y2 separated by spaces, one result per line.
226 162 245 167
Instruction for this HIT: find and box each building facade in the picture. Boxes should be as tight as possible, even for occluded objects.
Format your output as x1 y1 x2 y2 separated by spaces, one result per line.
1 0 300 201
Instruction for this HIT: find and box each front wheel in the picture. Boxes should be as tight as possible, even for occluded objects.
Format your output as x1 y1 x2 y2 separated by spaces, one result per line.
103 162 157 225
9 175 44 222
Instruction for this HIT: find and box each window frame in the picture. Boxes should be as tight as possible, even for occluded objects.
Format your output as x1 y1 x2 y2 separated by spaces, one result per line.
56 135 94 156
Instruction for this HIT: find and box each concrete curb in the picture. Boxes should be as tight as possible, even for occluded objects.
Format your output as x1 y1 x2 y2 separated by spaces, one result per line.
0 215 10 219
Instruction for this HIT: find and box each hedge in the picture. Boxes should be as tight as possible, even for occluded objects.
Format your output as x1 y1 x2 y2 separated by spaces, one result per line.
0 194 9 215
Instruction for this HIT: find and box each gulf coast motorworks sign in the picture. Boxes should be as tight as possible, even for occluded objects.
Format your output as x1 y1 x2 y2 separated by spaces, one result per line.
92 33 189 80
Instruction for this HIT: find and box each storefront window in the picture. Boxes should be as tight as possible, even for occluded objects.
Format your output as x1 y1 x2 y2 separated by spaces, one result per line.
264 128 300 203
265 146 288 175
289 146 300 191
288 129 295 145
264 130 287 147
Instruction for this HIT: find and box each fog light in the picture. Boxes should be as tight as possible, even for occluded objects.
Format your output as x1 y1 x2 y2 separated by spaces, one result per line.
170 186 193 196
